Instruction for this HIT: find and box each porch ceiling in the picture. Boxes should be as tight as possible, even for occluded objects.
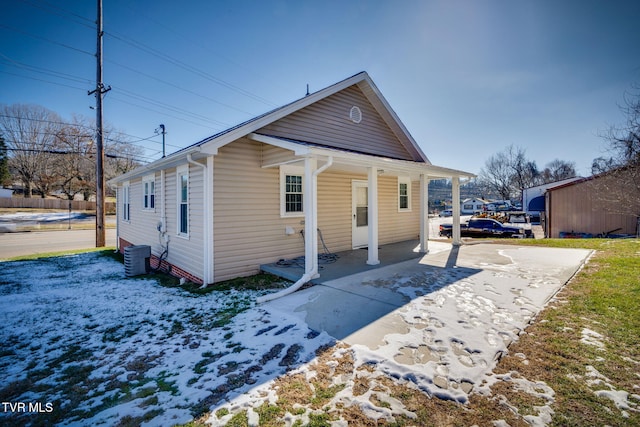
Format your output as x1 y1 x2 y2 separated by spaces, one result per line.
250 132 475 180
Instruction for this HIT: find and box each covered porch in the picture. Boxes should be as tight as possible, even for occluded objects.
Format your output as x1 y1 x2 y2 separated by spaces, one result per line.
261 239 451 285
252 133 474 303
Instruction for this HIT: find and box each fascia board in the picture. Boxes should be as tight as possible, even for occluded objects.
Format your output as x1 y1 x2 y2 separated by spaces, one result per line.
107 146 202 186
199 73 369 154
307 147 474 179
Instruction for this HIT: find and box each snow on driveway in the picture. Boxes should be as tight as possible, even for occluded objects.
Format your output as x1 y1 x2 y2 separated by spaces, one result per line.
0 244 592 426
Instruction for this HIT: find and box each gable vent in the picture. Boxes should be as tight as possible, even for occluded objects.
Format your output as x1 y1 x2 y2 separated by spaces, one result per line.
350 106 362 124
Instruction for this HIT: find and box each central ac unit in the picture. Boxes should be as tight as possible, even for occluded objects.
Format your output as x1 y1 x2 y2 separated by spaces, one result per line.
124 245 151 277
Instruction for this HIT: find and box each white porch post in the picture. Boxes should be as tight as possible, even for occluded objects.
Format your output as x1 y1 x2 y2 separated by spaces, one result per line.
304 157 319 276
452 176 462 245
367 166 380 265
420 173 429 253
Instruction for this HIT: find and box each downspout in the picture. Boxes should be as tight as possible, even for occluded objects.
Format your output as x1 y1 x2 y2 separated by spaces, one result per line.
186 153 212 287
258 156 333 304
160 169 166 235
114 184 119 251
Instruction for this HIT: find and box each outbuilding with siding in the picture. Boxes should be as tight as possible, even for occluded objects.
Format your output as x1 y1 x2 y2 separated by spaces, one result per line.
544 168 639 238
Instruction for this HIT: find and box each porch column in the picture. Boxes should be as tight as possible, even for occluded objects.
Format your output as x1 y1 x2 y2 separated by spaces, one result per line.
452 176 462 245
304 157 319 277
420 174 429 253
367 166 380 265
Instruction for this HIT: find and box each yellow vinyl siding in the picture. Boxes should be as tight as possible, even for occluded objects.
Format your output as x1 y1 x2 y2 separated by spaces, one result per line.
257 85 415 160
213 140 421 281
213 139 305 282
161 165 205 280
378 178 420 244
118 175 162 254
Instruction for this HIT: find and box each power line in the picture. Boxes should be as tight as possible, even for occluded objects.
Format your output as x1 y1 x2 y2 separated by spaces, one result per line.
0 24 93 57
109 86 228 128
0 70 89 92
107 58 250 119
105 30 276 108
21 0 94 27
0 114 177 149
4 146 152 163
0 53 93 85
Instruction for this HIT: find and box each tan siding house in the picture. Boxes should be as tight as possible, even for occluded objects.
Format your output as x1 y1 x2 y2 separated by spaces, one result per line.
109 72 474 286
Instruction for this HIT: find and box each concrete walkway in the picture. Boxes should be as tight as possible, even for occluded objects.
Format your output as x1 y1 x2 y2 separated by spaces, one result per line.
263 242 591 401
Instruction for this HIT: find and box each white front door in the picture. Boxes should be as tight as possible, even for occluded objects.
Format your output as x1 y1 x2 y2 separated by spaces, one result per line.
352 180 368 248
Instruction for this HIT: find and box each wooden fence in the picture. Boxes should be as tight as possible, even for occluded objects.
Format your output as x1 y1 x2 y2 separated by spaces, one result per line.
0 198 116 213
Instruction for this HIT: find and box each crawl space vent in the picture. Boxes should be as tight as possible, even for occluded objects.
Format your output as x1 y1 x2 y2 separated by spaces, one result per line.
350 106 362 123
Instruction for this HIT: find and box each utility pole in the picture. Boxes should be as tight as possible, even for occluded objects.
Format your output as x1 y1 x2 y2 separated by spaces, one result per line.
89 0 110 247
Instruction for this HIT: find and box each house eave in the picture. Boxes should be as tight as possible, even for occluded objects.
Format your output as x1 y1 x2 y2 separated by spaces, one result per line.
107 146 205 187
249 133 474 179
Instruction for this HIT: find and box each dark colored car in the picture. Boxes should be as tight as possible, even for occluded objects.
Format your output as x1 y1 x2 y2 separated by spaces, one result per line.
439 218 524 238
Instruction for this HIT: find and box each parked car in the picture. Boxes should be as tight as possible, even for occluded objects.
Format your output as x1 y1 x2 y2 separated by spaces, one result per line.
439 209 453 217
503 211 533 237
439 218 524 238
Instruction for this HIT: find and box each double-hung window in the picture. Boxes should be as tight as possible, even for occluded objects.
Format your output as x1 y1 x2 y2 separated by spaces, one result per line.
177 166 189 236
398 177 412 212
280 165 304 217
122 182 130 221
143 175 155 210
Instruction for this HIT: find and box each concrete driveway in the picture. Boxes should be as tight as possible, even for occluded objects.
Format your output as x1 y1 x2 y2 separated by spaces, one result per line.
264 242 592 402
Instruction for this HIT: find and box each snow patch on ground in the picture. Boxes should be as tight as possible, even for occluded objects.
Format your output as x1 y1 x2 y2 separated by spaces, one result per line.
581 328 606 350
0 252 333 426
0 244 595 426
583 365 640 418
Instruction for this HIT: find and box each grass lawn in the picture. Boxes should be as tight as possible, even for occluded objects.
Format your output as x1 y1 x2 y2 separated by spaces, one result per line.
1 239 637 426
189 239 640 426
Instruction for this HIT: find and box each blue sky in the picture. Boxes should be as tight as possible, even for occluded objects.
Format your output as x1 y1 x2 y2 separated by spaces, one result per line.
1 0 639 176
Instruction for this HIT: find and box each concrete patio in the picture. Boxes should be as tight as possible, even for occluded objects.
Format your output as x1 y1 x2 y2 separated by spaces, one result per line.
260 239 450 284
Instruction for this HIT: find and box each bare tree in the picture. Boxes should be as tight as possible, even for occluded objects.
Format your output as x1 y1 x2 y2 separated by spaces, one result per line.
478 150 514 200
0 133 10 187
541 159 577 183
478 145 541 201
590 86 640 219
55 118 95 200
0 104 62 197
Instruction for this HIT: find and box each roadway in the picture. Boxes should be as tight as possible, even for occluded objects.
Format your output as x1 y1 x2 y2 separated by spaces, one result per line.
0 228 117 259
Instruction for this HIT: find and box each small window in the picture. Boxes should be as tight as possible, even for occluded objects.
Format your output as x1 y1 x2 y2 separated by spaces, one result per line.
398 177 412 211
463 204 473 210
177 166 189 236
143 175 155 210
122 182 130 222
280 165 304 217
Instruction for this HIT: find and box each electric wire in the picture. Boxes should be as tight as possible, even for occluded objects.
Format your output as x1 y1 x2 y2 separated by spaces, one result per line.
104 30 276 108
0 24 93 57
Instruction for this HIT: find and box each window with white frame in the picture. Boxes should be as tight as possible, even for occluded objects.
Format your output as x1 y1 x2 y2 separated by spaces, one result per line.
280 165 304 217
143 175 155 210
122 182 130 221
398 177 412 211
177 166 189 236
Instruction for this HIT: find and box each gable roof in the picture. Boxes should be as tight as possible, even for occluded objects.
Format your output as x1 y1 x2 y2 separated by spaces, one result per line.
109 72 475 185
191 71 429 162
